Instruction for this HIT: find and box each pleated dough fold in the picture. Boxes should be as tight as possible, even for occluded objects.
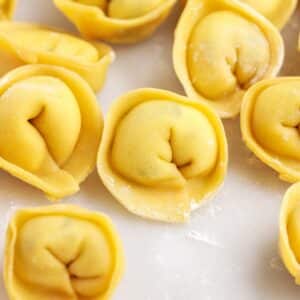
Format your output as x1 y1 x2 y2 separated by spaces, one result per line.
241 77 300 182
53 0 177 44
4 205 124 300
98 88 228 223
0 65 103 199
173 0 284 118
0 22 114 92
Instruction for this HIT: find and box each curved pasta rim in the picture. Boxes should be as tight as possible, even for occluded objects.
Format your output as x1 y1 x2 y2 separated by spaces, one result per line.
173 0 284 118
53 0 177 27
0 21 115 67
3 204 125 300
97 88 228 223
240 77 300 182
279 182 300 282
0 64 103 199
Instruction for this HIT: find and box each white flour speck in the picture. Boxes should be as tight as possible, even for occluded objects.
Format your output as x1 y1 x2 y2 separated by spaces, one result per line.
187 230 223 248
269 256 285 272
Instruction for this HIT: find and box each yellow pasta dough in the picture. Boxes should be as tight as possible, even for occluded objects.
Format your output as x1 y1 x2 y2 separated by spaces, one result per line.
173 0 284 118
279 182 300 284
298 33 300 52
4 205 124 300
241 77 300 182
180 0 297 29
53 0 177 44
241 0 297 29
0 22 114 92
98 88 228 223
0 64 102 199
0 0 15 19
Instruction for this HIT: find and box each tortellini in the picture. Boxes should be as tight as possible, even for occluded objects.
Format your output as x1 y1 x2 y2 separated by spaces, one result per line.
181 0 297 29
241 77 300 182
0 22 114 91
0 0 15 19
0 64 102 199
173 0 284 118
280 182 300 284
98 88 228 223
53 0 177 44
241 0 297 29
4 204 124 300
